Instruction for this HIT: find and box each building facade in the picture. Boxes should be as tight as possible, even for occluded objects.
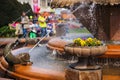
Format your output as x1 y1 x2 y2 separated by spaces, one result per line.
17 0 51 12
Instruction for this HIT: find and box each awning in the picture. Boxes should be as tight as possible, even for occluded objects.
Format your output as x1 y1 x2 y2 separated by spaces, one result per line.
51 0 120 6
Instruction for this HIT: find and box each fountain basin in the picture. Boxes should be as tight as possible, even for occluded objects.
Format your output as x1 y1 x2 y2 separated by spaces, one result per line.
47 38 68 52
0 38 120 80
9 64 65 80
0 46 65 80
0 56 9 70
47 38 120 57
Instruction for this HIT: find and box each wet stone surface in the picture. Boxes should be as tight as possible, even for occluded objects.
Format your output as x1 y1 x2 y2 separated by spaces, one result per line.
12 45 120 75
12 45 70 72
29 45 69 72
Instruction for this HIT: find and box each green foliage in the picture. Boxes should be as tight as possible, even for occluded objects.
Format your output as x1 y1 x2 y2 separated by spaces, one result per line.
22 3 34 17
0 26 16 37
69 27 90 33
0 0 33 27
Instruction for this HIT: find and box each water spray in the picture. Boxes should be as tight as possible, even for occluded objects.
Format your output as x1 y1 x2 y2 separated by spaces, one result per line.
4 39 20 58
29 31 50 53
52 49 57 56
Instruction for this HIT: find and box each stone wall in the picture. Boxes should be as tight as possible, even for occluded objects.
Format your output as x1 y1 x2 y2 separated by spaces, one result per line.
110 5 120 40
73 3 120 40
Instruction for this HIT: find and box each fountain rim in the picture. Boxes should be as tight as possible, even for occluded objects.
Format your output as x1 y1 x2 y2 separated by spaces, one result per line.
0 37 65 80
1 38 120 79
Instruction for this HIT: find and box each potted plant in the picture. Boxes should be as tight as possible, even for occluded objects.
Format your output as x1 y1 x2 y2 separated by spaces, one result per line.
64 38 108 80
64 37 107 57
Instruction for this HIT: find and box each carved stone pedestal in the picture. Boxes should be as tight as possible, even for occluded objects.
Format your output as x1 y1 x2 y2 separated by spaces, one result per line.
65 66 102 80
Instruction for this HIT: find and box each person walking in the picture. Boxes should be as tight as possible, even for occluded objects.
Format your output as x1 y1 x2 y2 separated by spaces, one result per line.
21 12 29 38
38 13 47 37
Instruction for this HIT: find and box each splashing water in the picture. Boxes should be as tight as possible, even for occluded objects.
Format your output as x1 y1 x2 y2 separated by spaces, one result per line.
88 3 97 35
73 2 97 36
52 49 57 56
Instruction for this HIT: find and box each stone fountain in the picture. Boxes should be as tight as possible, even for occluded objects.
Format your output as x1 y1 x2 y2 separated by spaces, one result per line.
0 26 119 80
46 18 107 79
64 42 107 80
0 2 120 79
73 2 120 40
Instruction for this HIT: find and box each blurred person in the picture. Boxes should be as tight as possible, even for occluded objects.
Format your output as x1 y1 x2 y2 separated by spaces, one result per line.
15 22 23 38
32 14 40 37
47 12 56 35
28 21 37 38
38 13 47 37
29 29 37 39
47 23 53 37
21 12 29 38
33 14 38 24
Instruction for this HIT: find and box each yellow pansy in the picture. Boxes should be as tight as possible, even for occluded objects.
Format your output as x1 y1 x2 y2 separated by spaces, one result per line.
77 38 82 41
87 37 93 42
96 40 101 45
73 37 102 46
80 40 86 47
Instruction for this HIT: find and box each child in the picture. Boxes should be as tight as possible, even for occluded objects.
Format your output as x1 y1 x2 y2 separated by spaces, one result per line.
29 29 36 39
29 21 37 39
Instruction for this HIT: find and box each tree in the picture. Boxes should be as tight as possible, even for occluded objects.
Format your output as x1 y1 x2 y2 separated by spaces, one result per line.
22 3 34 17
0 0 33 27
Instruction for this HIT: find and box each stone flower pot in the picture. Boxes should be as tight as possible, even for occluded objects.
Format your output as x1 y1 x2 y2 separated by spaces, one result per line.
97 46 107 56
64 44 107 80
90 46 100 56
81 47 91 57
64 46 74 54
64 45 107 57
73 47 82 56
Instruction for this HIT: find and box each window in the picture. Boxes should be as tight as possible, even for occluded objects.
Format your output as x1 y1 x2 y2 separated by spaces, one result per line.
40 0 47 7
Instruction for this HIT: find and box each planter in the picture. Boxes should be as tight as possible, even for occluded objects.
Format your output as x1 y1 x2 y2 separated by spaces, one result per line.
81 47 91 57
73 47 82 56
64 45 107 57
90 46 100 56
64 45 107 80
64 46 74 54
98 46 107 56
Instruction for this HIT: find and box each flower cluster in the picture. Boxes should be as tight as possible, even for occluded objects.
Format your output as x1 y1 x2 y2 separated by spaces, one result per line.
73 37 102 47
